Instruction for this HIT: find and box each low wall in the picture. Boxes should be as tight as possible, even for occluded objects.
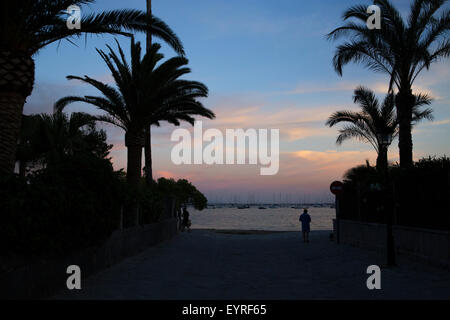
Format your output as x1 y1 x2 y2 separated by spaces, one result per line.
0 218 178 299
334 219 450 269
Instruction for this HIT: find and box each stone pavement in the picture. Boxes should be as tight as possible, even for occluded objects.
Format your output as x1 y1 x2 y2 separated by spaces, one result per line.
53 230 450 300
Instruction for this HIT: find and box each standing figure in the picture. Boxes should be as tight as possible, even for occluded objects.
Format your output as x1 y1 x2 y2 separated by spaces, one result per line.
299 208 311 243
182 207 191 233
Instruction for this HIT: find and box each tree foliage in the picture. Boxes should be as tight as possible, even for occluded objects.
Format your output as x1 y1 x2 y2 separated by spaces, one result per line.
16 111 112 175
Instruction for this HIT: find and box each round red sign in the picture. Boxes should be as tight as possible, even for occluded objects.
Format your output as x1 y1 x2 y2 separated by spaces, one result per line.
330 181 344 195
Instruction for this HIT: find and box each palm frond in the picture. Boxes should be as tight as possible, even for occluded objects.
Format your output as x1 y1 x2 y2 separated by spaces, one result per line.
326 110 364 127
1 1 183 55
56 38 212 139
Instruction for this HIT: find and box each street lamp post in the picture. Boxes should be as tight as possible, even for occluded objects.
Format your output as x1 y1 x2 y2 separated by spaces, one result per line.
378 133 396 266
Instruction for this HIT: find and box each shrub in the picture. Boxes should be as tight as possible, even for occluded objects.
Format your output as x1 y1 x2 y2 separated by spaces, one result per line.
339 156 450 230
157 178 208 210
138 178 207 224
0 154 124 257
139 182 164 224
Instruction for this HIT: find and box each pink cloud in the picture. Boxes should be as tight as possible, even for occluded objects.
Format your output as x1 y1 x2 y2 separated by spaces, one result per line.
154 170 178 179
100 91 405 201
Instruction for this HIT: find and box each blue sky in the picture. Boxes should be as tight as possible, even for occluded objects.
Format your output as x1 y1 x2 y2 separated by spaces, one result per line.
26 0 450 202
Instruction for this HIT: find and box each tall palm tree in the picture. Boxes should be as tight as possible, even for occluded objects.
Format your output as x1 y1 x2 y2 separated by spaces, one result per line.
144 0 153 183
0 0 184 175
55 39 214 225
327 0 449 168
326 86 433 170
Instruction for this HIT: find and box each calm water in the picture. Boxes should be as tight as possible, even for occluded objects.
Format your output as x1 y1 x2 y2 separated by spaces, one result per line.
190 207 336 231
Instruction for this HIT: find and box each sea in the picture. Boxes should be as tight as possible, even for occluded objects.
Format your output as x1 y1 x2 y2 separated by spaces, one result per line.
189 206 336 232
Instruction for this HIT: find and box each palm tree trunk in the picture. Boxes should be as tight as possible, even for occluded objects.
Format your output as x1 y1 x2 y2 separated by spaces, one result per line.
0 51 35 175
0 93 27 175
376 145 388 171
144 128 153 182
126 144 143 186
144 0 154 184
125 130 144 227
396 90 414 168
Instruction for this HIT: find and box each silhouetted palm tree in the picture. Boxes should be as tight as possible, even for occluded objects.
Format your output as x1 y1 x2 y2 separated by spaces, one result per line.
17 111 108 175
326 86 433 170
0 0 184 175
328 0 449 168
144 0 153 183
38 111 109 162
55 39 214 225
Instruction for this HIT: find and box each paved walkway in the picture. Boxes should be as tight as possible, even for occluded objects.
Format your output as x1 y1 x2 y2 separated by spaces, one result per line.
54 230 450 300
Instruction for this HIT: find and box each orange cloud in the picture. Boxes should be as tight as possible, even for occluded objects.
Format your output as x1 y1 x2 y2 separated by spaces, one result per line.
283 127 333 141
154 170 177 179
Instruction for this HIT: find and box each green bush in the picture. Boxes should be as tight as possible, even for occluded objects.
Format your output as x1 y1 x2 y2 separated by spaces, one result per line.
138 177 208 224
156 178 208 210
1 151 209 258
139 181 164 224
339 156 450 230
0 154 124 257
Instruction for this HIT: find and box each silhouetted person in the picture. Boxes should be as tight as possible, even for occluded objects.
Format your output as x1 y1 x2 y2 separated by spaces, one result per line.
299 209 311 243
182 207 191 233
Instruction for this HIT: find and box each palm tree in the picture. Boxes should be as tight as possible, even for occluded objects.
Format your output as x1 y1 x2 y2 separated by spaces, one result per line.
144 0 153 183
326 86 433 170
55 39 214 225
0 0 184 175
16 111 109 175
327 0 449 168
37 111 110 163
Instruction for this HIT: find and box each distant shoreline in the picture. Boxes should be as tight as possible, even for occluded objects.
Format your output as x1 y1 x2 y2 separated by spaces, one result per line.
190 207 335 232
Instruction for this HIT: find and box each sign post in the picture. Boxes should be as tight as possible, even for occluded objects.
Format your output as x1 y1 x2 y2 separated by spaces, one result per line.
330 181 344 244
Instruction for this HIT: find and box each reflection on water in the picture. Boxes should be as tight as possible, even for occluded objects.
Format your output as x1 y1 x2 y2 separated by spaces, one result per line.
190 207 336 231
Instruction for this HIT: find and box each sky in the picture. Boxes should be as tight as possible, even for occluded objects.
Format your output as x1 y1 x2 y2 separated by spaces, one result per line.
26 0 450 203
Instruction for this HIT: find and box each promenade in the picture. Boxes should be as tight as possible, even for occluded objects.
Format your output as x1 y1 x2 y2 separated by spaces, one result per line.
54 230 450 299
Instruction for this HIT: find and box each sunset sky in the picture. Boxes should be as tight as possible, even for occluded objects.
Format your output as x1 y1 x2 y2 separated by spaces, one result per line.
26 0 450 202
